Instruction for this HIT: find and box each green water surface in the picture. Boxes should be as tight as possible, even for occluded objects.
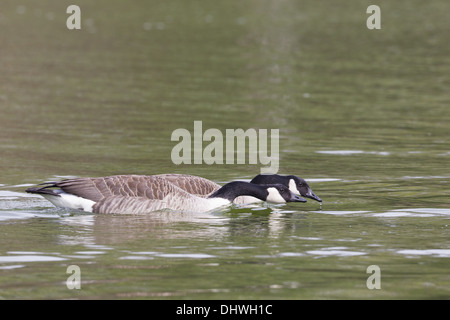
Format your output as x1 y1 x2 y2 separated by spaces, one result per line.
0 0 449 299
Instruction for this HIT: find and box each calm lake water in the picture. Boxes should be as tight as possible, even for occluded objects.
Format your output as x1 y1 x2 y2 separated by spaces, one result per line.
0 0 449 299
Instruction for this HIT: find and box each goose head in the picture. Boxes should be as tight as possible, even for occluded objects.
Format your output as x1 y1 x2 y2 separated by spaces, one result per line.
209 181 307 203
287 175 322 202
250 174 322 202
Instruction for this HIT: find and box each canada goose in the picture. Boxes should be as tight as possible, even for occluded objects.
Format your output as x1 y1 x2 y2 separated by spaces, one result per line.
26 175 306 214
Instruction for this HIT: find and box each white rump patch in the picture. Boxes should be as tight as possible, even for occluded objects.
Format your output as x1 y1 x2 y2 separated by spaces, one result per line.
42 192 95 212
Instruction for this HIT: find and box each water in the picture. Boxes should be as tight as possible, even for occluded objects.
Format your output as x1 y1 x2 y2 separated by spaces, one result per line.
0 0 449 299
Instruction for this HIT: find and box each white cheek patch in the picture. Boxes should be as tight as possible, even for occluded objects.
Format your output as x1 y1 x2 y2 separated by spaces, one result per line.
289 179 300 195
266 187 286 203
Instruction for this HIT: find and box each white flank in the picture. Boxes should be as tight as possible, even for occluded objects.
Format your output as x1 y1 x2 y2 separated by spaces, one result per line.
234 195 261 205
266 187 286 203
41 192 95 212
204 197 231 211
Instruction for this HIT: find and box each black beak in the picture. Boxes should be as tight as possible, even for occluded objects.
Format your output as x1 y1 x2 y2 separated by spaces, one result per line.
291 193 307 203
305 189 322 202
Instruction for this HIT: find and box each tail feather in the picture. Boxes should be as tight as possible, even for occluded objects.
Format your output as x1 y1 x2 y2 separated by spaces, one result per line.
26 183 95 212
26 184 61 197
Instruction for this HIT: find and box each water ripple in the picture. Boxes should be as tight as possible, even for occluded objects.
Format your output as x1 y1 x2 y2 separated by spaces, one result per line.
373 208 450 218
0 255 66 263
397 249 450 258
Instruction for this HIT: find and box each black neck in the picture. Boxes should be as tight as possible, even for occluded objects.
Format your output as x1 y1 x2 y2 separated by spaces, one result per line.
209 181 268 202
